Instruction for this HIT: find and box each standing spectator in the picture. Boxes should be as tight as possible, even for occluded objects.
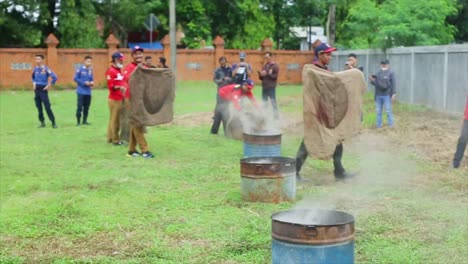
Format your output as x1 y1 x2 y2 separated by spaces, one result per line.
143 56 156 68
105 52 126 145
453 96 468 169
32 54 58 128
123 46 154 158
370 59 396 128
231 52 253 84
74 55 94 126
157 57 169 68
211 56 233 134
346 53 364 72
258 51 279 118
295 43 353 181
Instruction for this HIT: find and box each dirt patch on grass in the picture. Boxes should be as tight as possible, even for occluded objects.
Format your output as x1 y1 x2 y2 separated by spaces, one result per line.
172 112 213 127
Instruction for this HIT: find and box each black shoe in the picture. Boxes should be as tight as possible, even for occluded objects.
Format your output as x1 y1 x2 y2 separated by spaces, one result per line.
52 123 58 129
335 172 355 181
142 151 154 158
38 122 45 128
82 122 91 125
126 151 141 157
113 141 124 146
452 162 460 169
76 122 81 126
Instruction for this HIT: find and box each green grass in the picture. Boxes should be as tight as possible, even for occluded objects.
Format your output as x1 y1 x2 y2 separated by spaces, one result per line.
0 82 467 263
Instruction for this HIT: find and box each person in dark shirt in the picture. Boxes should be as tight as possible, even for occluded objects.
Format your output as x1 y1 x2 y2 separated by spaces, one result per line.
258 51 279 118
157 57 169 68
31 54 58 128
74 55 94 126
370 59 396 128
211 56 233 134
295 43 353 182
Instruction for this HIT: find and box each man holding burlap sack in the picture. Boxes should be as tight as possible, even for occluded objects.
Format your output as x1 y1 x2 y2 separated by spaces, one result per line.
296 43 366 181
123 47 176 158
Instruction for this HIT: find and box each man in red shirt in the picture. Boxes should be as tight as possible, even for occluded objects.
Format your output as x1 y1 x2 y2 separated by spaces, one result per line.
453 96 468 168
123 46 154 158
105 52 126 145
218 79 257 110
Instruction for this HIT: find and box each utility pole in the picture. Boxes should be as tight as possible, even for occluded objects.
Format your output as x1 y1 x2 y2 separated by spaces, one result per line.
169 0 176 77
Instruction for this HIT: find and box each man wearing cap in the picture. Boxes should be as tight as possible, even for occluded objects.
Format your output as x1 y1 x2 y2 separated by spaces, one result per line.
123 46 154 158
259 51 279 118
232 52 253 85
295 43 353 181
74 55 94 126
218 80 258 111
106 52 126 145
452 96 468 169
32 54 58 128
370 59 396 128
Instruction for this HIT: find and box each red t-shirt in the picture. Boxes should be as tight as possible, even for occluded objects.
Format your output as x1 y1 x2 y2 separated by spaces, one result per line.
106 66 125 101
464 96 468 120
219 84 257 110
123 62 139 99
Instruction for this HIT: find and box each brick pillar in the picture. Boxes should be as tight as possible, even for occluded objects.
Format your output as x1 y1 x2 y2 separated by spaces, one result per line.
213 36 225 69
261 38 273 51
45 34 59 71
105 34 120 61
161 34 171 64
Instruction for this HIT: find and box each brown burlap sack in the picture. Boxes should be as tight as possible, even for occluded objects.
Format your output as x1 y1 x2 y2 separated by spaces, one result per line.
128 66 175 126
303 65 366 159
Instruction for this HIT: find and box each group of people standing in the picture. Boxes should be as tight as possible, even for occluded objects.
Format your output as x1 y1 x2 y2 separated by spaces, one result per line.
210 51 280 135
31 49 169 159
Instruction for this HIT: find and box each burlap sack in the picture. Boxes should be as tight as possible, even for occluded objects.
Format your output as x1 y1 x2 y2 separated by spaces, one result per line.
303 66 366 159
128 66 175 126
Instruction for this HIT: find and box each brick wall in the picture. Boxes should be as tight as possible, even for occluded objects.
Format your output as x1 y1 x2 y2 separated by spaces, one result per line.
0 34 314 90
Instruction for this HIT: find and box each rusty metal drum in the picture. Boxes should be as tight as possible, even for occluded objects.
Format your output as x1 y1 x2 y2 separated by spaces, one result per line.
240 157 296 203
243 131 281 158
271 209 355 264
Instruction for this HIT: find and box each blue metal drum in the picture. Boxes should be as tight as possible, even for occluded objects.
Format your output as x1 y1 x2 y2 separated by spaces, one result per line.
271 209 355 264
240 157 296 203
243 132 281 158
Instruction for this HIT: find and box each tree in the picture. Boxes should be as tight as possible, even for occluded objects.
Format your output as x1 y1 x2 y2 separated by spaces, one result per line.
56 0 104 48
342 0 458 49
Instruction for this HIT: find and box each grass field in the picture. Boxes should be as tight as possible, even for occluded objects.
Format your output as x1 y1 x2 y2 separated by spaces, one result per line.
0 82 467 263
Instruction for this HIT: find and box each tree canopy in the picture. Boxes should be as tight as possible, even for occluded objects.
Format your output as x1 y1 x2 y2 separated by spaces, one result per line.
0 0 466 49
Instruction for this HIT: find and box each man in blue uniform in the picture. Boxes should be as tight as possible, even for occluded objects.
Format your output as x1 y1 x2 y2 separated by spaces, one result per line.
74 55 94 126
32 54 58 128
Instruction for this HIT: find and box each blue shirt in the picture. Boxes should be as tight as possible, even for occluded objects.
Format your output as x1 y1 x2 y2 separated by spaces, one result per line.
74 65 94 95
32 65 58 86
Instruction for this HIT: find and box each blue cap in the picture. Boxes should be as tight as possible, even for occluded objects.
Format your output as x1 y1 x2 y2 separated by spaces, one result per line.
314 43 337 56
243 79 254 89
111 52 124 60
239 52 246 59
381 59 389 64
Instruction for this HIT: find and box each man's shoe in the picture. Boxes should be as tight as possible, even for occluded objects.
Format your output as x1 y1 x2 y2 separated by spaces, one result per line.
113 141 124 146
52 124 58 129
82 122 91 125
127 151 141 157
142 151 154 158
38 123 45 128
76 122 81 126
452 162 460 169
335 171 356 181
